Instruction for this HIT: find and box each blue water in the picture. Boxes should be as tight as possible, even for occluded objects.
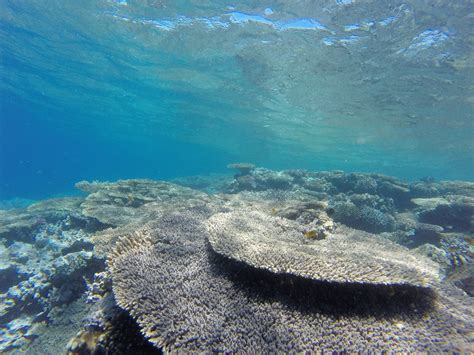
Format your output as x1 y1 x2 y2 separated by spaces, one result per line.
1 95 234 199
1 0 473 199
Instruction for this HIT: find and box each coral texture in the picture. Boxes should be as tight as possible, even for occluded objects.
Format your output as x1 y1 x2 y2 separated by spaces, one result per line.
109 211 473 352
206 209 440 286
76 179 211 226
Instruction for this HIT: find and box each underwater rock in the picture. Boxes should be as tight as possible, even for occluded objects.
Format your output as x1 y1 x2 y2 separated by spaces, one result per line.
227 162 256 176
8 241 38 264
0 315 37 352
0 275 50 351
76 179 212 226
25 297 97 355
0 261 24 294
108 210 473 352
50 252 100 283
207 209 438 286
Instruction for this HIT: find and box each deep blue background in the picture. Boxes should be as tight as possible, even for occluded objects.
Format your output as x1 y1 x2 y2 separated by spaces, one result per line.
0 94 234 200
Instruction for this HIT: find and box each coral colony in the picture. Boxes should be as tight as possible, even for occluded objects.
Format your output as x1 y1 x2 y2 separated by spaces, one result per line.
1 166 472 352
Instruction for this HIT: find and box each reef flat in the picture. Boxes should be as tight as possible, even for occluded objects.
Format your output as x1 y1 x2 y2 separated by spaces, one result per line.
0 167 472 353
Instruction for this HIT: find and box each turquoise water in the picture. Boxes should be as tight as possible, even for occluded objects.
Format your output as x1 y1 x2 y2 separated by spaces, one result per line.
1 1 474 352
1 0 473 199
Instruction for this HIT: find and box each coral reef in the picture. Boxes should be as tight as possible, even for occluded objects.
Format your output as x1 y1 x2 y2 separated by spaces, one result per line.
76 179 212 226
447 263 474 296
0 199 106 352
226 168 295 192
416 195 474 232
206 209 439 286
108 210 472 352
2 167 473 353
22 297 96 355
409 180 474 198
275 201 335 239
0 197 100 243
67 293 161 355
331 200 396 233
224 168 474 254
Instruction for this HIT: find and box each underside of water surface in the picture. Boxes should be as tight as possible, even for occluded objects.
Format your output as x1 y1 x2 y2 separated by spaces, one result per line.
1 0 473 199
0 0 473 353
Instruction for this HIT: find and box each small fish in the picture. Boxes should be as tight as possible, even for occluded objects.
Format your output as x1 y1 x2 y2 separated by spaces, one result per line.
304 230 317 238
303 230 326 240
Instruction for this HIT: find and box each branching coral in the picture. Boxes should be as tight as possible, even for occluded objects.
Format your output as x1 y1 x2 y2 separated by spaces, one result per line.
206 209 439 286
108 210 473 352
